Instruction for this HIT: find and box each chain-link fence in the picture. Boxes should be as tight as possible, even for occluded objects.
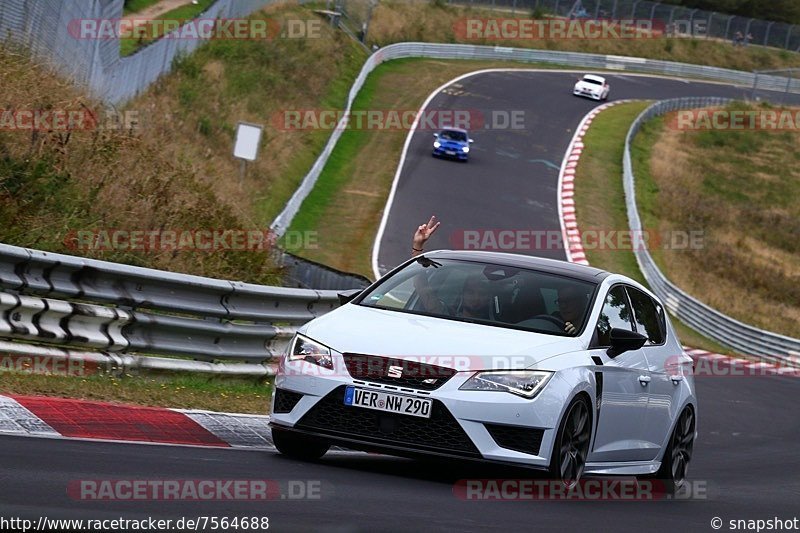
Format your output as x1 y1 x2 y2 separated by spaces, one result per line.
443 0 800 51
0 0 274 104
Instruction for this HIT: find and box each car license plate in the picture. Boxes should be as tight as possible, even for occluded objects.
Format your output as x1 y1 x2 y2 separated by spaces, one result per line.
344 386 432 418
445 150 456 155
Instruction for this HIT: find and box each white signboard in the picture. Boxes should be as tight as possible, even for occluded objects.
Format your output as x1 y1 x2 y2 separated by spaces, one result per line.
234 122 263 161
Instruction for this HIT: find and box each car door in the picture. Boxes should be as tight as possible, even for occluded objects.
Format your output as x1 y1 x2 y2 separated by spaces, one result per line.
587 285 655 463
627 287 680 456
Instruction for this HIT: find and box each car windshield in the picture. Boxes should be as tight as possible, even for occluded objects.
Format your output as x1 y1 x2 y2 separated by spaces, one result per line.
357 257 597 336
439 130 468 142
582 78 603 85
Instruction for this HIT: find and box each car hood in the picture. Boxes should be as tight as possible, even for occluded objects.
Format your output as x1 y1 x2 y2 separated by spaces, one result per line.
437 139 467 149
301 303 584 370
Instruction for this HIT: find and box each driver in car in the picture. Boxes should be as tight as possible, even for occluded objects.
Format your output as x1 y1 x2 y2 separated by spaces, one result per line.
554 285 585 335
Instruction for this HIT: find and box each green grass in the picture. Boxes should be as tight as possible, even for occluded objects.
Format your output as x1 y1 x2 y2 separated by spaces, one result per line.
0 371 273 413
574 102 651 286
283 60 388 252
123 0 162 16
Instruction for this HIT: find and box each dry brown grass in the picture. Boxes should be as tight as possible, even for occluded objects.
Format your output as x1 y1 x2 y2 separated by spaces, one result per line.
369 2 800 72
639 105 800 338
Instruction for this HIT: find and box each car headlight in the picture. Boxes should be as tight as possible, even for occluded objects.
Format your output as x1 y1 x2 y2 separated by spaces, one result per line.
462 146 469 153
459 370 553 399
287 334 333 370
433 141 441 148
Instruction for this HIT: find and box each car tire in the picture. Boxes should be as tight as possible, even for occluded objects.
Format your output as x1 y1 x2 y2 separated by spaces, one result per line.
272 427 330 460
645 406 695 494
548 395 592 489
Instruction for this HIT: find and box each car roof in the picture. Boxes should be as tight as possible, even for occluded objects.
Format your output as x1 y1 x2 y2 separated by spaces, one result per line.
582 74 606 83
423 250 611 283
439 127 469 134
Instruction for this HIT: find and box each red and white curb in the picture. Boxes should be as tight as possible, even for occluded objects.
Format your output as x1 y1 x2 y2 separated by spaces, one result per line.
558 100 633 266
557 101 800 373
0 394 272 448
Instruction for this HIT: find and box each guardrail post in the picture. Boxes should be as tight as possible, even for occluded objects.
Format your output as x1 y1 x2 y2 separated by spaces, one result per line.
751 71 759 100
781 70 793 106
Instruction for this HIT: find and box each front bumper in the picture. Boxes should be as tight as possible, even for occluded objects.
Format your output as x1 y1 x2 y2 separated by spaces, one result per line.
433 147 468 160
271 360 566 468
573 89 602 100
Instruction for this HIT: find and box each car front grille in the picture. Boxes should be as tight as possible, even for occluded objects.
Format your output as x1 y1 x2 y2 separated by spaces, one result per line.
342 353 456 391
484 423 545 456
296 386 480 457
272 388 304 414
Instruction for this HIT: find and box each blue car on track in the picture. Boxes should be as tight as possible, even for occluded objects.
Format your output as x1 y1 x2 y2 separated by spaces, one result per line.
432 128 473 162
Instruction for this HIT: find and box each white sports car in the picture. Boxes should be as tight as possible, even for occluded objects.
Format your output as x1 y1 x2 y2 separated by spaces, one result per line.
270 251 697 491
573 74 611 100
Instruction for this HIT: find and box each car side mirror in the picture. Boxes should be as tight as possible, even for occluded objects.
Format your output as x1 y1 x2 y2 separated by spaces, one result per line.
338 289 362 306
468 138 474 143
606 328 647 358
433 133 439 138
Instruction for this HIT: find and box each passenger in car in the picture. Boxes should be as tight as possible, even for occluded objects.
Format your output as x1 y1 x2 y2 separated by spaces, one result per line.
455 274 492 319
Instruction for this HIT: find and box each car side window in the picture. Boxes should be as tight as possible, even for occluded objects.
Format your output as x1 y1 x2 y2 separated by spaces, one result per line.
627 287 666 345
594 285 634 347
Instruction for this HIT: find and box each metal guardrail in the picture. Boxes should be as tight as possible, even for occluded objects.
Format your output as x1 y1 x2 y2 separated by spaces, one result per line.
622 97 800 362
270 41 800 235
0 243 344 374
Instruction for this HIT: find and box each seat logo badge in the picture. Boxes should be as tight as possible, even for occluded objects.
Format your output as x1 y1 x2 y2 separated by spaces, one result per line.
387 365 403 378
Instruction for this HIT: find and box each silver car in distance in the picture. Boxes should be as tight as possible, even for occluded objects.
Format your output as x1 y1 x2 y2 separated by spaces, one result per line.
270 251 697 491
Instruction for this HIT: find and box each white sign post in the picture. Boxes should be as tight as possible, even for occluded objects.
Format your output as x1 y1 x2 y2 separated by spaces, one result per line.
233 122 263 182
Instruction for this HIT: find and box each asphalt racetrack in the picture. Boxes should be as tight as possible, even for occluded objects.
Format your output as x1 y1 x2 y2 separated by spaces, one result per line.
374 70 800 273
